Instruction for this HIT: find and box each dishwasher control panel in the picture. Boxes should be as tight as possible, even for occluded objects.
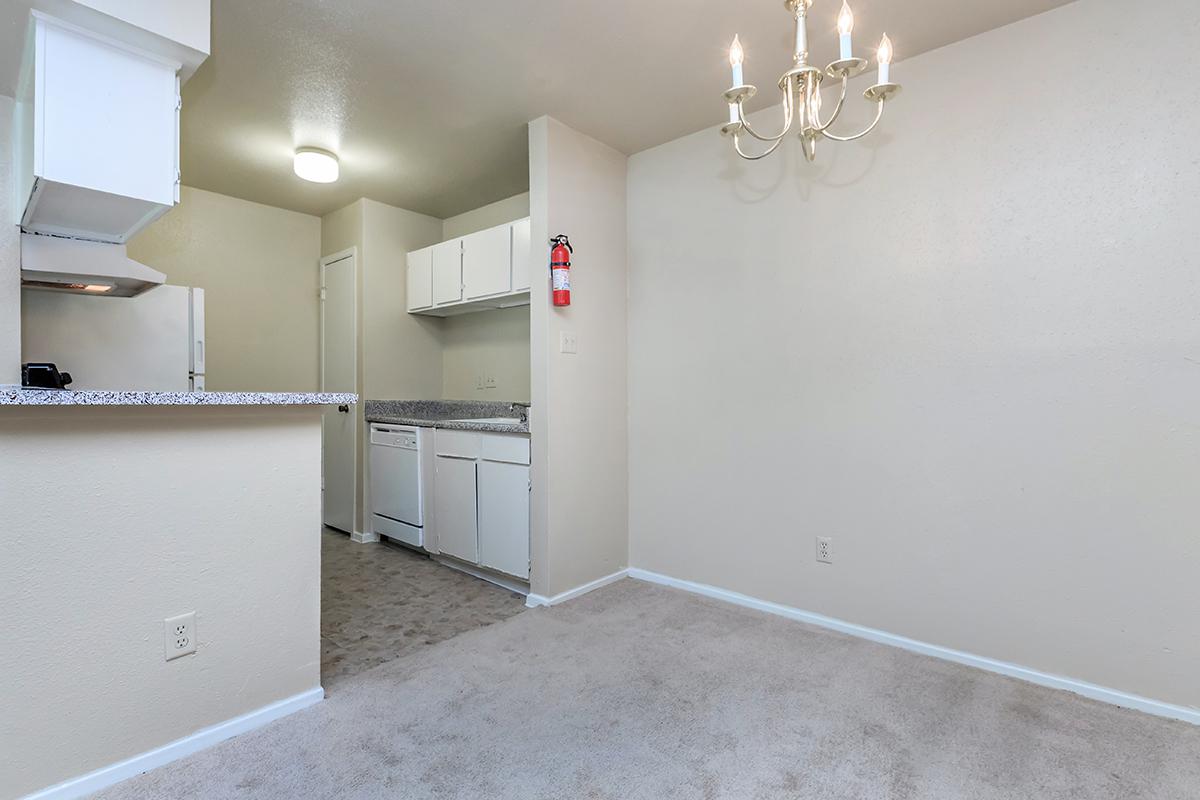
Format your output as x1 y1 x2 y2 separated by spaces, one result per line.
370 425 418 449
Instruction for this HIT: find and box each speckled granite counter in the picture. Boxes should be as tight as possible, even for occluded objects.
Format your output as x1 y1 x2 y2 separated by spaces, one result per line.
365 399 529 434
0 389 358 406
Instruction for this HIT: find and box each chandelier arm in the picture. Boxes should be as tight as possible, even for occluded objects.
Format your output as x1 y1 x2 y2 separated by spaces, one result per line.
732 131 788 161
735 78 796 143
809 76 849 135
819 98 886 142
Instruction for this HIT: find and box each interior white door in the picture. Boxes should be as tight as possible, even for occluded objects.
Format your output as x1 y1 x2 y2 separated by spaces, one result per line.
462 224 512 300
321 252 357 533
477 460 530 579
434 455 478 563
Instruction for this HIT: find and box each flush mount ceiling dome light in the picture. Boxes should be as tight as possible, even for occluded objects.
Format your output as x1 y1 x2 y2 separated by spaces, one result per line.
293 147 339 183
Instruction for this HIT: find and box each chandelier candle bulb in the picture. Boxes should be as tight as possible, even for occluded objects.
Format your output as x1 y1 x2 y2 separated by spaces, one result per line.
729 35 744 87
837 1 854 60
877 33 893 84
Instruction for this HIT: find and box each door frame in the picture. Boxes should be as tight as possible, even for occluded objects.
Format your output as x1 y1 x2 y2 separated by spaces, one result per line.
319 247 359 536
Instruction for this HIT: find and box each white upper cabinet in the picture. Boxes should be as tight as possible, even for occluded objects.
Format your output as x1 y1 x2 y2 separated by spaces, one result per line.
511 217 532 292
16 13 182 244
462 224 512 300
408 217 531 317
432 239 463 306
406 247 433 311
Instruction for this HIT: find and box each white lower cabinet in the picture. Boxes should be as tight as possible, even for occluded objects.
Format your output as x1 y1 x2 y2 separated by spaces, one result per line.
432 429 530 580
477 461 531 579
433 456 478 563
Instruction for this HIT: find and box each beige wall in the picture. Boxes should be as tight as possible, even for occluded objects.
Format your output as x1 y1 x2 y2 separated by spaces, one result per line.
442 306 531 402
127 186 322 392
627 0 1200 710
442 192 529 240
529 117 628 597
0 406 323 798
440 192 532 403
360 199 445 400
75 0 211 53
322 198 443 534
0 95 20 386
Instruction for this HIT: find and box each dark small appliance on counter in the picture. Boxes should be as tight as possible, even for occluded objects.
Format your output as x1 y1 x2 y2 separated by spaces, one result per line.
21 363 73 390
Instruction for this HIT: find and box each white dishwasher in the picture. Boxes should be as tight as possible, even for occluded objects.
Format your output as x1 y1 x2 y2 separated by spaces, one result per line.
369 424 431 549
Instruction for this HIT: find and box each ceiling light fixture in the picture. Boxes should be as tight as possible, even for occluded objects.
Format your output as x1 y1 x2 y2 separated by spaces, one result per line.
293 147 340 183
721 0 902 162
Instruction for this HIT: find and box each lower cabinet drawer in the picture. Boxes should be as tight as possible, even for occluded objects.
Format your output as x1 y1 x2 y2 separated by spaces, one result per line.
435 429 481 459
480 433 530 465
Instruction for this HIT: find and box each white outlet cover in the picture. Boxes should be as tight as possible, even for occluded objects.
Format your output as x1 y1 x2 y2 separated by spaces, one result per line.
559 332 578 354
164 611 197 661
816 537 833 564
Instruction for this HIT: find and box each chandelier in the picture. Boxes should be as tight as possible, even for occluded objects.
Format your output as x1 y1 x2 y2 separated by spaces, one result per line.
721 0 901 161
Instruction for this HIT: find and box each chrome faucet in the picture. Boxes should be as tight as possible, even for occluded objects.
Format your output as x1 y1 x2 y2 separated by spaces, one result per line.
509 402 530 423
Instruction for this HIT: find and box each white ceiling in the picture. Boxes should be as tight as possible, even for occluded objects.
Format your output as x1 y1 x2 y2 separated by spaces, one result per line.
12 0 1078 220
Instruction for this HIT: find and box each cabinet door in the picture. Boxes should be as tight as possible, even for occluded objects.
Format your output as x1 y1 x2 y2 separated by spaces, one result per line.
432 240 463 305
462 224 512 300
406 247 433 311
434 456 478 563
477 460 530 579
511 218 532 292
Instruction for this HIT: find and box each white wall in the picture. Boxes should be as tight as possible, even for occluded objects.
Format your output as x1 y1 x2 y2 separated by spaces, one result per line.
74 0 211 52
627 0 1200 710
442 306 531 402
360 198 445 401
0 94 20 386
529 117 628 597
0 406 323 798
442 192 529 240
127 186 322 392
322 198 444 533
440 192 532 403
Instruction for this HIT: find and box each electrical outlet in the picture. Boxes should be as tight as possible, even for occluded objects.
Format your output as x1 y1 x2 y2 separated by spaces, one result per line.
484 375 497 388
816 537 833 564
559 332 578 354
164 612 196 661
475 375 485 390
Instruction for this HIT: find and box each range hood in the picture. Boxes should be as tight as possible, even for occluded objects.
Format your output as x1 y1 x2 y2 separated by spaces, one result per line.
21 234 166 298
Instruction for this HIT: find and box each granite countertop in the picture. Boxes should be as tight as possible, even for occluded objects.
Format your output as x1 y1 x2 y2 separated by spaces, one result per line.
365 399 530 435
0 389 359 407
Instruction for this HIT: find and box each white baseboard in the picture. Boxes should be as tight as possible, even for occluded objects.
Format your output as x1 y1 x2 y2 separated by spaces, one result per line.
526 568 630 608
350 530 380 544
627 568 1200 727
21 687 325 800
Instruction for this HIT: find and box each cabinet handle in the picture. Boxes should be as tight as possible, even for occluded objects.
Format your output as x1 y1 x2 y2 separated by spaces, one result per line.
338 405 349 413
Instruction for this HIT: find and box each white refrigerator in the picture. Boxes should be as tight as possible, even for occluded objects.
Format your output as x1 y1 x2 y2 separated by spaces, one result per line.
21 285 206 391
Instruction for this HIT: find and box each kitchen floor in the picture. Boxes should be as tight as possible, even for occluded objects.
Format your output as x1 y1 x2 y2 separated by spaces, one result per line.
320 528 526 689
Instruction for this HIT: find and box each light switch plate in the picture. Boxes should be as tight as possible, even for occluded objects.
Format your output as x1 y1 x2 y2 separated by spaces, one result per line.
559 332 578 354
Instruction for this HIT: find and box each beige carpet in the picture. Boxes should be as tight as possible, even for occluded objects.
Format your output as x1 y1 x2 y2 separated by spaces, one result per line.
93 580 1199 799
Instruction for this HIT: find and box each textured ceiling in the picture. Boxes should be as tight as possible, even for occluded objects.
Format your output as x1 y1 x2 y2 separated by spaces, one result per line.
176 0 1076 219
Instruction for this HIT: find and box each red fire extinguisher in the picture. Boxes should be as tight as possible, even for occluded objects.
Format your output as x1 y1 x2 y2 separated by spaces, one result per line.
550 234 573 307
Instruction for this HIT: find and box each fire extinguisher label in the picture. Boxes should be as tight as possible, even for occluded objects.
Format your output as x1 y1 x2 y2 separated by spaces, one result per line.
552 268 571 292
